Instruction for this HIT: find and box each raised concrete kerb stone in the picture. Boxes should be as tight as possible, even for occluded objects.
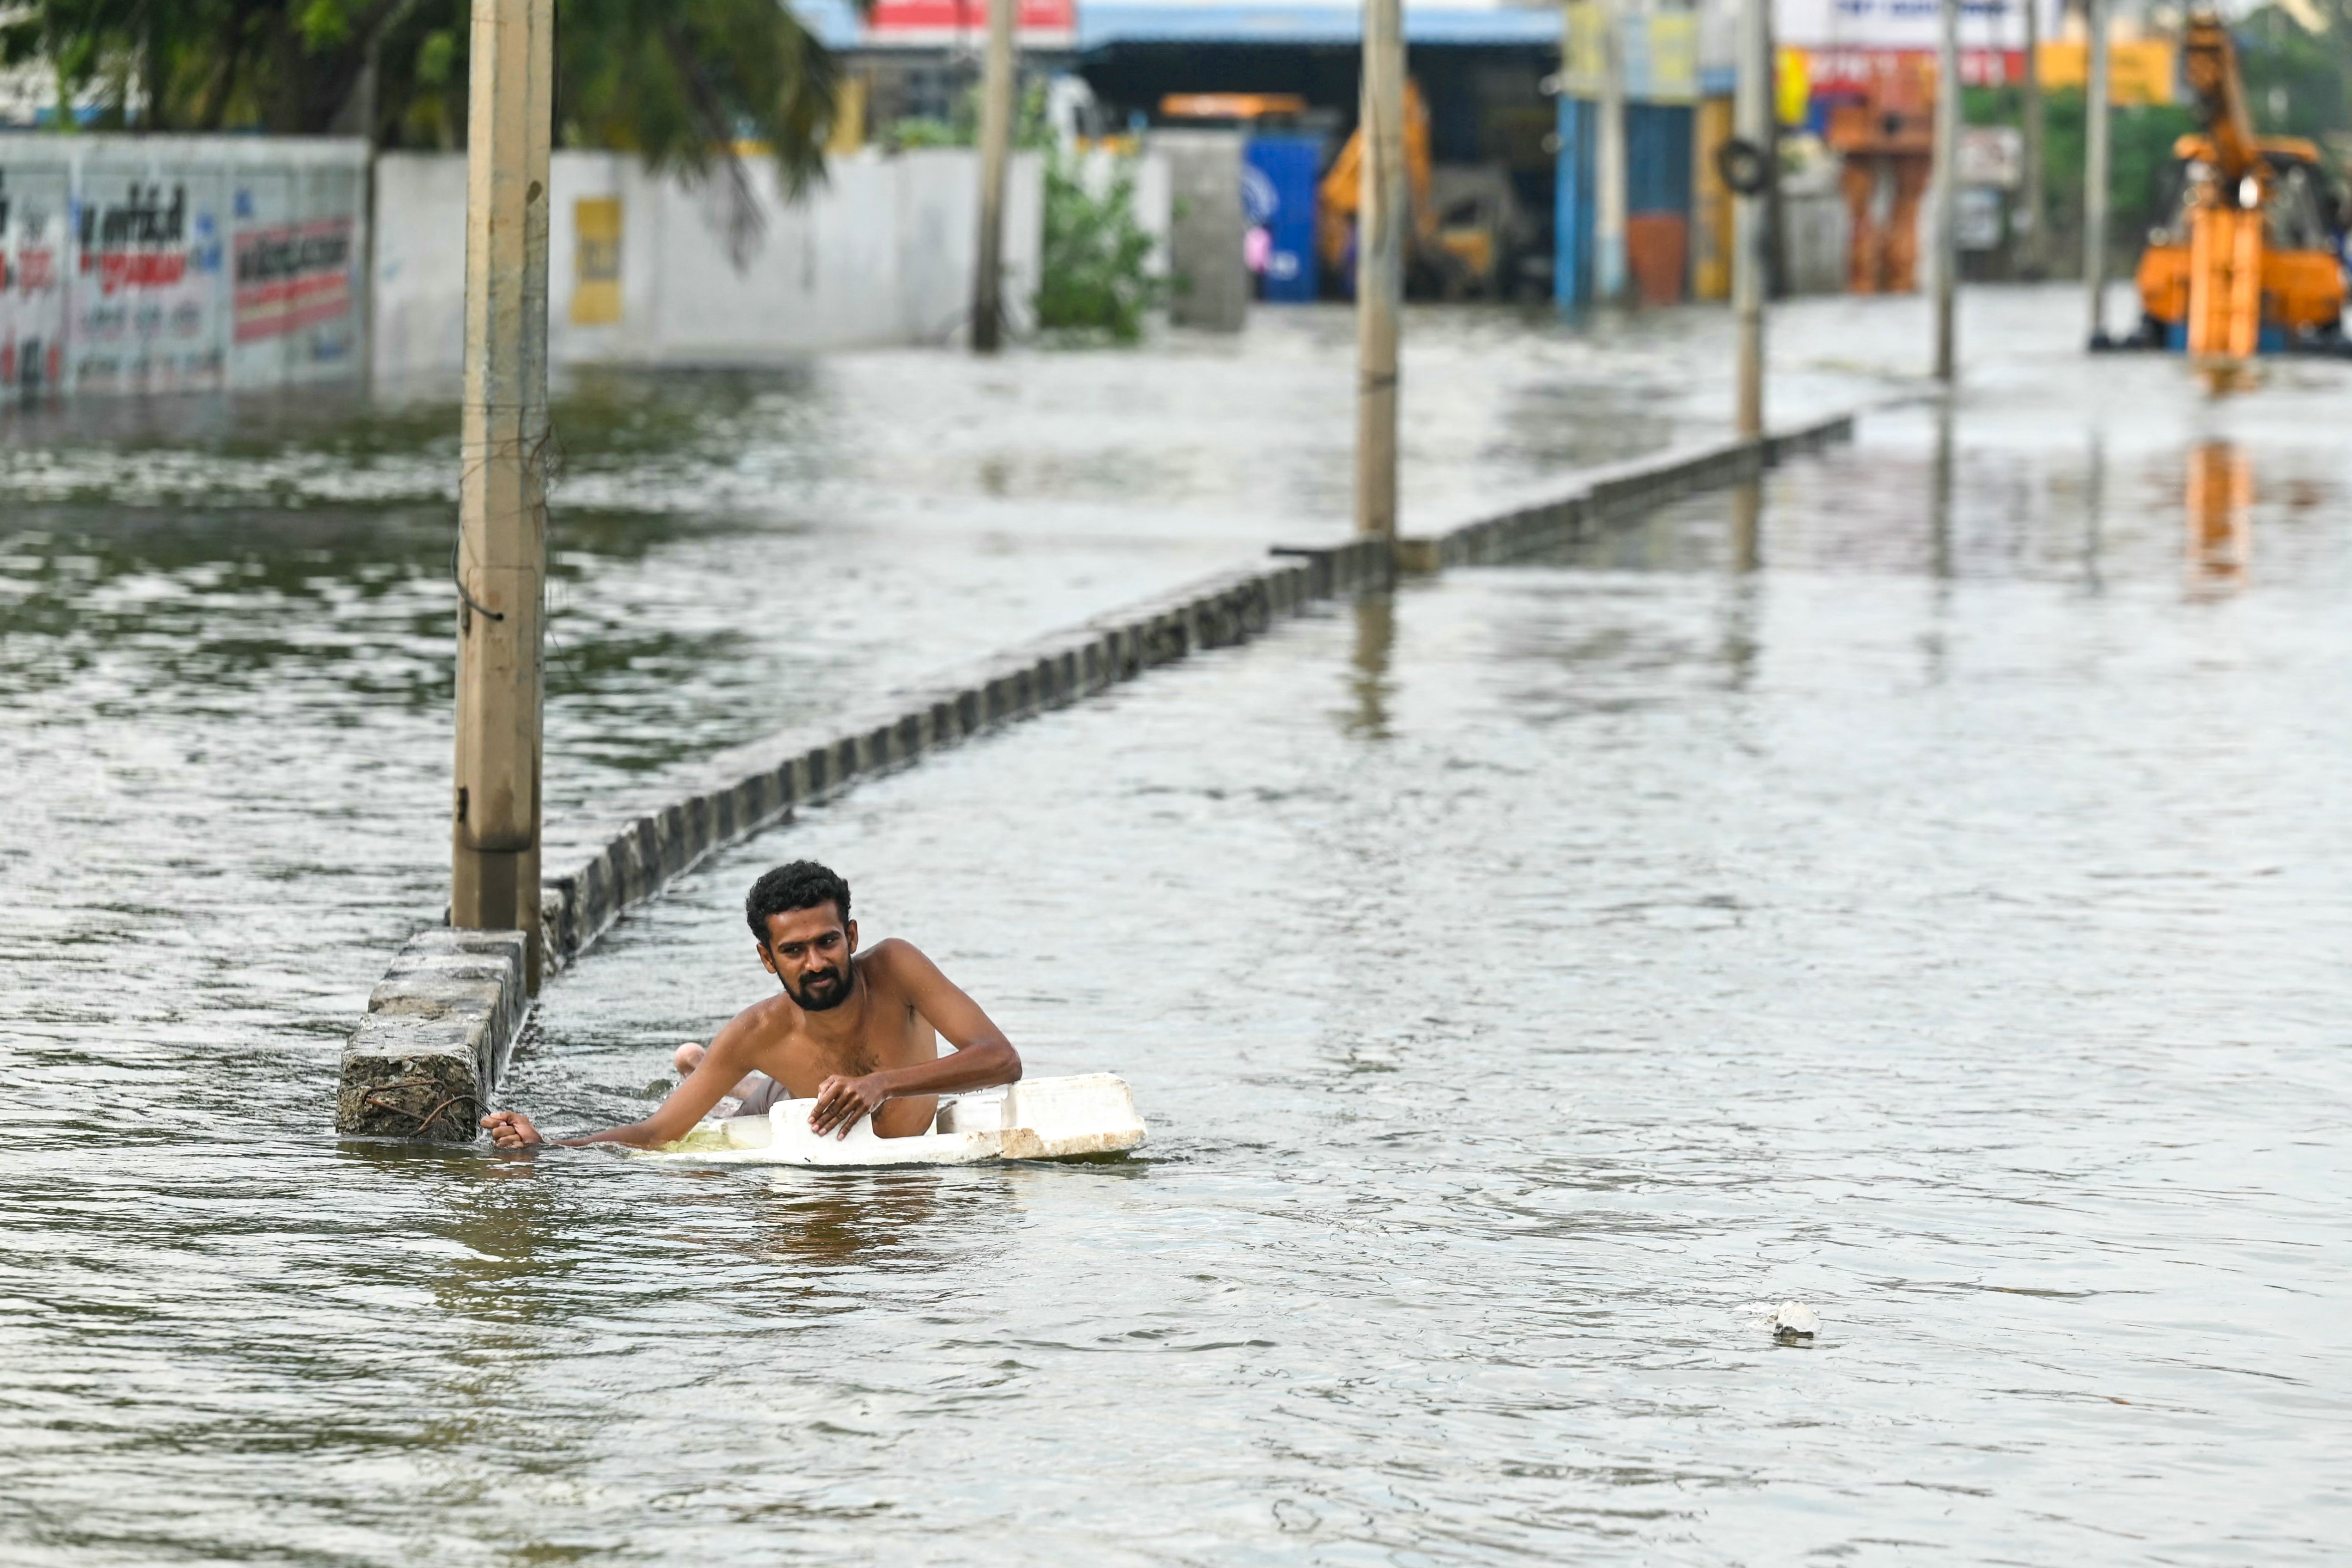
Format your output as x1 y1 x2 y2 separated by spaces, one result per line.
1393 413 1856 570
338 928 528 1141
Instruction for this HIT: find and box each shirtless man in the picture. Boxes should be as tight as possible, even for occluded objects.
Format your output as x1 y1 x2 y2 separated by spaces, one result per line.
479 860 1021 1149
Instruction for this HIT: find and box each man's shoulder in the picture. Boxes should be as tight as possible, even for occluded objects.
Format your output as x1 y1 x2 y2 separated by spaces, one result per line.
860 936 928 976
718 990 794 1042
862 937 952 996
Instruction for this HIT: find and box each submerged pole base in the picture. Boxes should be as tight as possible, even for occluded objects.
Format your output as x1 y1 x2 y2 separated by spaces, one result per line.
336 928 530 1141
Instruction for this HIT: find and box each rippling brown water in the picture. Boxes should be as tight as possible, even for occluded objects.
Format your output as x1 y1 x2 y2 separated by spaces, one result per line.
4 293 2348 1563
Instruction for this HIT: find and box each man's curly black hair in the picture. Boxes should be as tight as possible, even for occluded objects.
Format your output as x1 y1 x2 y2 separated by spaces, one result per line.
745 860 851 945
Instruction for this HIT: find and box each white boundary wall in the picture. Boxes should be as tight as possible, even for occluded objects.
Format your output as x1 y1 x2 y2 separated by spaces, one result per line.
372 147 1045 384
0 135 368 398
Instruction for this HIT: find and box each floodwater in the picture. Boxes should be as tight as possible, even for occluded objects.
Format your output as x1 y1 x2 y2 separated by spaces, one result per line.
4 290 2350 1562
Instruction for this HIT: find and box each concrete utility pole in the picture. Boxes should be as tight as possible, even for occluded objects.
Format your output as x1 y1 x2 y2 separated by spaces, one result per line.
1933 0 1961 380
452 0 553 989
971 0 1018 353
2084 0 2113 343
1594 0 1630 303
1733 0 1770 440
1356 0 1405 543
2021 0 2045 276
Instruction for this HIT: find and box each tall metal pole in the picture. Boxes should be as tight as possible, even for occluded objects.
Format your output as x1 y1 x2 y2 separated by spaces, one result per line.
1733 0 1770 441
1355 0 1404 544
2021 0 2045 276
2084 0 2113 344
1594 0 1629 303
452 0 553 990
971 0 1017 353
1763 0 1788 298
1932 0 1961 381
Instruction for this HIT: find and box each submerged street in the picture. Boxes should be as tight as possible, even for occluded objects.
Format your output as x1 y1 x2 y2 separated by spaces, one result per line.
2 290 2348 1562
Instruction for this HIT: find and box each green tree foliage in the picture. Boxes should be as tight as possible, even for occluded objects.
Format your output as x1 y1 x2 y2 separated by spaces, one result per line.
871 81 1158 345
1034 152 1162 344
2233 4 2348 149
1967 86 2196 255
0 0 843 192
874 75 1047 154
1961 4 2352 272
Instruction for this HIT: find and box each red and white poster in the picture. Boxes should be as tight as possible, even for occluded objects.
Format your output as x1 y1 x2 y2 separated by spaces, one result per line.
69 168 226 394
234 219 355 343
864 0 1073 46
0 165 69 396
1803 45 2032 93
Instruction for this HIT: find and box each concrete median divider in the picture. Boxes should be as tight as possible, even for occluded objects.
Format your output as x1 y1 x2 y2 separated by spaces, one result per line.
1396 410 1855 571
335 412 1856 1139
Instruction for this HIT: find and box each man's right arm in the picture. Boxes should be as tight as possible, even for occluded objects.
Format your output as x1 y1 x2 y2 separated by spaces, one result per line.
482 1012 763 1150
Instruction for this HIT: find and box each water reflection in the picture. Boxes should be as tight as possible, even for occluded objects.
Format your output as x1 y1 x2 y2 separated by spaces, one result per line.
1728 477 1761 574
2082 432 2107 594
2185 439 2253 592
1927 399 1955 582
746 1172 955 1270
1344 590 1396 739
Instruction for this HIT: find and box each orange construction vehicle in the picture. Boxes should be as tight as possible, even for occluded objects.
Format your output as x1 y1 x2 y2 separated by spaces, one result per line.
2125 11 2347 365
1317 80 1438 286
1824 56 1936 294
1314 81 1524 299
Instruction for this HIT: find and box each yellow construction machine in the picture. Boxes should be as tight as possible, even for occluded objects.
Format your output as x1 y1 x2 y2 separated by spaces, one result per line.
2125 11 2348 368
1316 80 1523 299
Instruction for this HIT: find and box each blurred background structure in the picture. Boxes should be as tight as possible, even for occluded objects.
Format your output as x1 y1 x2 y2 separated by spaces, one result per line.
4 0 2350 400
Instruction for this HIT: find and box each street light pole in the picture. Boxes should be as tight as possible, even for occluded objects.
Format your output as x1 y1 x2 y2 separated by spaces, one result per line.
1594 0 1629 303
451 0 553 991
1356 0 1404 545
2084 0 2113 344
971 0 1017 353
1733 0 1770 441
1932 0 1961 381
2021 0 2045 277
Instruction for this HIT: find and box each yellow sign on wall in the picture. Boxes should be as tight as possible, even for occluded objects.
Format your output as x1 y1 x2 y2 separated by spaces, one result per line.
1777 46 1811 128
571 197 622 327
1559 5 1701 104
2036 41 2178 107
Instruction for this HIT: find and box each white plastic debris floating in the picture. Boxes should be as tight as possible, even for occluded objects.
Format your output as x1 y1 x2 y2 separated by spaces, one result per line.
637 1073 1147 1168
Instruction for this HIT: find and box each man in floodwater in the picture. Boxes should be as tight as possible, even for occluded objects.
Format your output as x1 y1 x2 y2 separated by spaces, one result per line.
480 860 1021 1149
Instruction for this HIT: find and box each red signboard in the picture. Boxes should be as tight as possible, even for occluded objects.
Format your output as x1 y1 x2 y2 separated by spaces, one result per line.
233 219 354 343
865 0 1073 44
1804 47 2031 95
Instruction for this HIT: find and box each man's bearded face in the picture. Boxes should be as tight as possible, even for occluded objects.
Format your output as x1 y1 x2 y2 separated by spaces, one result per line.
760 904 857 1011
786 953 854 1011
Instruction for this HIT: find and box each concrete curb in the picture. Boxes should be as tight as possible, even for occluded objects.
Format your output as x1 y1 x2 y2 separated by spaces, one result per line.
1397 411 1854 571
336 928 529 1139
334 412 1856 1139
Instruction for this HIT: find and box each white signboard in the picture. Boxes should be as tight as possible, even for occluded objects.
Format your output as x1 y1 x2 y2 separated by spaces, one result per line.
71 162 228 394
0 136 367 404
1776 0 2060 50
1958 126 2025 190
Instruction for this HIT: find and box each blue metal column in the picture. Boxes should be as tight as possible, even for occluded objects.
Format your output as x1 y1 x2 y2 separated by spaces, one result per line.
1555 96 1589 310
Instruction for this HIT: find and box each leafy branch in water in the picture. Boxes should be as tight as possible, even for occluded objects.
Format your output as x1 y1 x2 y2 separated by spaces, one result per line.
1034 149 1162 346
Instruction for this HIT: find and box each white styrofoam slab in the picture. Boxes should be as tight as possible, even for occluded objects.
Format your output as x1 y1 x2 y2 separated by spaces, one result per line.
635 1072 1148 1167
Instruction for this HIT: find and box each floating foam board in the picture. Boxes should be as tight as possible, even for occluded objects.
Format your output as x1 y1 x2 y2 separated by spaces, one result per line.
637 1072 1148 1168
